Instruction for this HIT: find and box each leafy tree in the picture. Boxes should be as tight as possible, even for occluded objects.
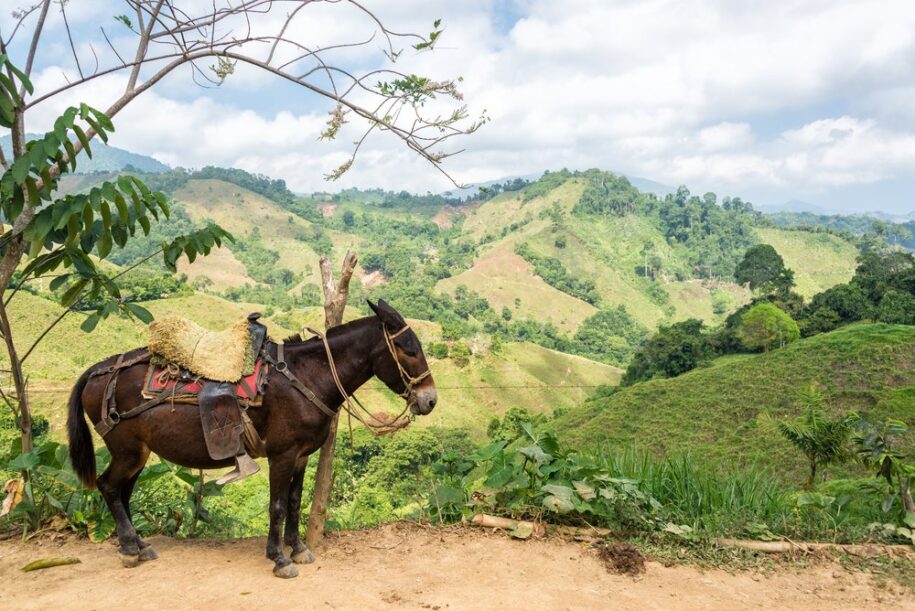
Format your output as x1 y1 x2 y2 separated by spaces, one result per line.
450 341 471 367
799 306 842 336
734 244 794 294
574 306 648 366
621 319 707 385
0 63 230 456
342 209 356 228
501 306 512 321
877 289 915 325
736 303 800 352
804 284 870 324
774 386 852 489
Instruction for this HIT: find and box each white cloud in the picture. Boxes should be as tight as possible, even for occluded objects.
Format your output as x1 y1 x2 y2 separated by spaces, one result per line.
7 0 915 207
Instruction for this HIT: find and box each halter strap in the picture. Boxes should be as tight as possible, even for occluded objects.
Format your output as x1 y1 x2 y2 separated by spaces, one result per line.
382 324 431 398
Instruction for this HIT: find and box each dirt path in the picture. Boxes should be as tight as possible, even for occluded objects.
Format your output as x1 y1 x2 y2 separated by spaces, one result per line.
0 524 910 610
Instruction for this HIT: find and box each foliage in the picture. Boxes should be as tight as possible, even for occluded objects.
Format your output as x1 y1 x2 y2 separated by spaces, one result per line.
573 306 649 366
427 424 666 533
621 319 707 385
877 290 915 325
1 440 224 539
850 416 915 521
771 386 853 489
736 303 800 352
734 243 795 294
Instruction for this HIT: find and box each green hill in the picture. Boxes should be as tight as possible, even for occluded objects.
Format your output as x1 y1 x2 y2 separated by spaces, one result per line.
552 323 915 482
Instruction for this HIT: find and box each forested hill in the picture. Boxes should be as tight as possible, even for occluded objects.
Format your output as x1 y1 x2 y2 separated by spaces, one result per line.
44 165 858 374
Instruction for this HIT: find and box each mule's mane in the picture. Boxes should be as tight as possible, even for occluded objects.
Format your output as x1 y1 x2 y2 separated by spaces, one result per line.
279 316 378 350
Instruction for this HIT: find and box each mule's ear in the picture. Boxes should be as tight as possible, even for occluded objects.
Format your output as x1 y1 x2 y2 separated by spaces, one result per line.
376 299 405 324
366 299 380 316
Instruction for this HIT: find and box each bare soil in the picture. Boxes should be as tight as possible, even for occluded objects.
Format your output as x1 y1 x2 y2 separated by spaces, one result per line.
0 523 911 610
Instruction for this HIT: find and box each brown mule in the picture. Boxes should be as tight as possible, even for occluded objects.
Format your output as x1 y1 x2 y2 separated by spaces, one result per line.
67 300 437 577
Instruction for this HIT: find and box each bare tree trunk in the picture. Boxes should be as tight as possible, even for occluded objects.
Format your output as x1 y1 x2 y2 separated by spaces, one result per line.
0 299 31 456
306 251 358 550
0 109 33 459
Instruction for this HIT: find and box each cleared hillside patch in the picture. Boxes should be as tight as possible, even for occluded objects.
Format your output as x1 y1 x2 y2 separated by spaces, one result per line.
178 245 253 290
436 246 597 334
756 227 858 298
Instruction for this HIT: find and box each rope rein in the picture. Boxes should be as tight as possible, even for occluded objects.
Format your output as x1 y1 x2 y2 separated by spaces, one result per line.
275 323 430 436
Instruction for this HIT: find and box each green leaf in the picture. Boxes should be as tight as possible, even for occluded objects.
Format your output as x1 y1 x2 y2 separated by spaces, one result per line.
96 230 112 259
80 313 101 333
49 274 71 292
60 278 89 307
9 452 40 471
541 484 574 499
125 302 154 324
519 444 552 465
11 155 31 183
72 125 92 159
903 512 915 528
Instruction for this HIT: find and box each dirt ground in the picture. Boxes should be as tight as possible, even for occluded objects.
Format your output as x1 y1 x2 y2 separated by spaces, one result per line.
0 523 911 610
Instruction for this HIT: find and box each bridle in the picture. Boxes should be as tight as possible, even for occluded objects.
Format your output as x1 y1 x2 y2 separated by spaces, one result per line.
269 322 431 436
382 324 432 399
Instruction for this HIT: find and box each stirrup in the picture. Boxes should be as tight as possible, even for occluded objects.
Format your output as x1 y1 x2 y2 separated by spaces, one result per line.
216 453 260 485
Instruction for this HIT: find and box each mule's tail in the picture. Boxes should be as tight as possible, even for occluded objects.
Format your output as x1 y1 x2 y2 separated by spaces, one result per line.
67 368 96 489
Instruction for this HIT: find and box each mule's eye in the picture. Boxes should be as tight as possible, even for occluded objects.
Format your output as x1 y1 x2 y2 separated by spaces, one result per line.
404 349 417 357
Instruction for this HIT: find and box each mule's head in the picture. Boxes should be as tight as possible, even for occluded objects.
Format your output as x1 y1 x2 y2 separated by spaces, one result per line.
367 299 438 416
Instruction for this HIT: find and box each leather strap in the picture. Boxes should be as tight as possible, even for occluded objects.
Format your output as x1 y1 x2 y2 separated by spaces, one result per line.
270 343 337 418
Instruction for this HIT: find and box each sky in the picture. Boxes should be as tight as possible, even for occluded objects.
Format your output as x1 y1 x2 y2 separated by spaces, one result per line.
3 0 915 214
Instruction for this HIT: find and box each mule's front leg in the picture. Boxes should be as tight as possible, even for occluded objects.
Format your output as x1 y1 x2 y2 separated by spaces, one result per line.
283 456 315 564
267 452 298 578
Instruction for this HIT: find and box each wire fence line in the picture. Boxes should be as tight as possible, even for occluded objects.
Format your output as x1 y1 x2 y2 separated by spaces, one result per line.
361 384 606 390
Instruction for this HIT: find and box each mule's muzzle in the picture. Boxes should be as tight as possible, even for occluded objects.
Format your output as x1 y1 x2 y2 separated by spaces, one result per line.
410 387 438 416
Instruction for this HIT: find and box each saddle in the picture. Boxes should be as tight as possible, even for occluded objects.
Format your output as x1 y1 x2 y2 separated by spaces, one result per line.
146 312 270 483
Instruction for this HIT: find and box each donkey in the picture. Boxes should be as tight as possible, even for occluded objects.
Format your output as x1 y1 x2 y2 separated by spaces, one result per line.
67 300 437 578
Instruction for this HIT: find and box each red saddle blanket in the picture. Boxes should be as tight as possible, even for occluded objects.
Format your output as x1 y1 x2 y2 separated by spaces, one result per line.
142 358 268 406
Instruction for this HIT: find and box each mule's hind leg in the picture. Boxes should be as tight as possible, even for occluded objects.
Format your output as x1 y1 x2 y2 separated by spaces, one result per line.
266 451 298 578
283 455 315 564
98 449 147 567
121 465 157 561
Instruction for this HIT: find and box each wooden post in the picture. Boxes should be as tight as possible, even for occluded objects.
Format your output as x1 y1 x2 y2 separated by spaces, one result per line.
305 251 357 550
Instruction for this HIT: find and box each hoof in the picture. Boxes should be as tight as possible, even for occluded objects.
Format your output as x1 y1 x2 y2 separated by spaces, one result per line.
138 546 158 562
119 553 140 568
292 548 315 564
273 563 299 579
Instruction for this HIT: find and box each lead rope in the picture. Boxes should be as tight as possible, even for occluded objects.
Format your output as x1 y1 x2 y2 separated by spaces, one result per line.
305 327 415 436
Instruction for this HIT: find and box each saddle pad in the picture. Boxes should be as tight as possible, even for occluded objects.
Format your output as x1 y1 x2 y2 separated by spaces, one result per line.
142 358 268 406
147 317 251 382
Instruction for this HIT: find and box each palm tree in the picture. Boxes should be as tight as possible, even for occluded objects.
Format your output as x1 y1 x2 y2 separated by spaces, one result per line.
776 386 852 489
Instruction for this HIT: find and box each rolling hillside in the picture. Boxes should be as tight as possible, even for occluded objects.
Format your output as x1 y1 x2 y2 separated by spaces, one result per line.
552 323 915 482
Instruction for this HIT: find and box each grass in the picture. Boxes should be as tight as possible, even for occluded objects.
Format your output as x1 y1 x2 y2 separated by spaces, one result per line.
553 323 915 485
756 227 858 298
